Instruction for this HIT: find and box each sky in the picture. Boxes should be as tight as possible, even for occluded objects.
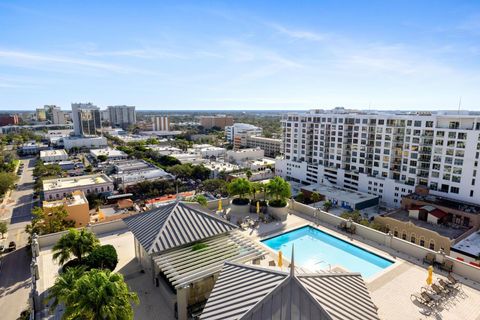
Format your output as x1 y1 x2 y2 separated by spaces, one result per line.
1 0 480 111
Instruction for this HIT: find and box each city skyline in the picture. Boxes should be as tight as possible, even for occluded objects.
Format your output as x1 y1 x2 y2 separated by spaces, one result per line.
1 1 480 110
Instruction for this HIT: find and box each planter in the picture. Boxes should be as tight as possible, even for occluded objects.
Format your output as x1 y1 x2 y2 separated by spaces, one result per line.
249 204 267 213
230 200 250 216
268 202 289 221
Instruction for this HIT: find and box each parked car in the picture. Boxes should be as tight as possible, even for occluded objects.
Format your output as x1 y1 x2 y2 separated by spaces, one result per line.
8 241 16 252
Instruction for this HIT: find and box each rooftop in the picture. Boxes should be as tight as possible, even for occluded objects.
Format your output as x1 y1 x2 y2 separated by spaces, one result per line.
301 184 378 204
43 174 113 191
385 209 468 240
90 148 127 158
405 193 480 215
43 191 88 208
451 231 480 258
40 149 68 157
203 161 240 172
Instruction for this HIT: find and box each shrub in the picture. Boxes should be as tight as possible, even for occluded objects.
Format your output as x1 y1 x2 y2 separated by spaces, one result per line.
268 199 287 208
86 245 118 271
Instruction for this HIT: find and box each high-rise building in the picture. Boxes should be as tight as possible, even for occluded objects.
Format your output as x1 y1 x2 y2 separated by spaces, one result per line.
0 114 19 126
45 105 66 124
152 116 170 131
199 115 234 129
225 123 263 146
71 103 101 136
276 109 480 207
107 105 136 129
36 108 47 122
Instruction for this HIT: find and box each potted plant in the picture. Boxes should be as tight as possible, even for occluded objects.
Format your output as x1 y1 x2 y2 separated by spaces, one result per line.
249 182 267 213
227 178 251 215
266 177 291 220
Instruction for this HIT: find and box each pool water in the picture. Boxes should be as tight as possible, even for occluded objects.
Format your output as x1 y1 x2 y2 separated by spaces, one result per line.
262 226 393 278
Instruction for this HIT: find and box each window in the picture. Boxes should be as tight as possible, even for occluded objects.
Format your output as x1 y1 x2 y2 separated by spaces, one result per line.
411 235 416 243
420 238 425 247
402 233 407 240
429 241 435 250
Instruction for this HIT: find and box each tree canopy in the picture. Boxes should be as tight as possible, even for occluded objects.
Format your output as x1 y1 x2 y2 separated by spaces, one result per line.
52 228 100 265
227 178 252 200
26 206 75 238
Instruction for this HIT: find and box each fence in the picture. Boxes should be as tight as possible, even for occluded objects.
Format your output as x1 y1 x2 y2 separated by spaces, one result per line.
290 199 480 283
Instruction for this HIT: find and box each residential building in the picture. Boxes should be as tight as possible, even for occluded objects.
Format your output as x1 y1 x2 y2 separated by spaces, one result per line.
90 148 128 161
122 202 265 320
0 114 19 126
152 116 170 131
62 136 107 150
40 149 69 162
226 148 264 164
277 109 480 207
245 135 282 157
71 102 101 136
42 190 90 227
225 122 262 144
108 105 136 129
43 174 114 200
199 115 233 129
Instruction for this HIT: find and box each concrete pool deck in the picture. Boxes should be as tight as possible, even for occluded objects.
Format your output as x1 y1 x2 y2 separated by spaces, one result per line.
236 209 480 320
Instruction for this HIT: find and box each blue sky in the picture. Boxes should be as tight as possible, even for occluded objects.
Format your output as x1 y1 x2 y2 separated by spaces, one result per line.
1 0 480 110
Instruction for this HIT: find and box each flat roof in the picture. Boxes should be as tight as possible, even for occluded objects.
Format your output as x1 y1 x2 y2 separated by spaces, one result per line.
302 184 378 204
386 210 468 240
451 231 480 257
43 192 88 207
43 174 112 191
90 148 127 157
405 193 480 214
40 149 68 157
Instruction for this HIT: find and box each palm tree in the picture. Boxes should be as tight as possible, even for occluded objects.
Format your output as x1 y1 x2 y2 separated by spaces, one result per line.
227 178 252 200
245 170 252 181
266 177 291 207
250 182 262 202
53 228 100 265
47 266 86 312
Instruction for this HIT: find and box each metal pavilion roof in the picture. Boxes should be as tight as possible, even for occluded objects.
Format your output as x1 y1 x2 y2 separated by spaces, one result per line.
123 201 237 254
153 231 266 289
200 262 380 320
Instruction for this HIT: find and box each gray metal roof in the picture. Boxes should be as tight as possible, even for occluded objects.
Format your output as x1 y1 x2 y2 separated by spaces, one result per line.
154 231 266 289
201 262 379 320
123 202 237 254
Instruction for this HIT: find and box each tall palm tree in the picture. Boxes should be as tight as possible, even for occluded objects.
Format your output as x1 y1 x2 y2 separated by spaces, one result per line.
227 178 252 200
266 177 291 201
53 228 100 265
65 269 139 320
47 266 86 312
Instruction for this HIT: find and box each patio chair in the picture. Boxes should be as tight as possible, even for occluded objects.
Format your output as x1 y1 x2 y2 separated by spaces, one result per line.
423 253 435 265
440 260 453 272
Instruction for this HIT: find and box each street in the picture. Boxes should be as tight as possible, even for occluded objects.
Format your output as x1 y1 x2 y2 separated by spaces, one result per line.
0 157 37 320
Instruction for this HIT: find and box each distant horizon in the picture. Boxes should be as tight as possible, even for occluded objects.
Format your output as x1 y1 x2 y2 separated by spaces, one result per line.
1 1 480 110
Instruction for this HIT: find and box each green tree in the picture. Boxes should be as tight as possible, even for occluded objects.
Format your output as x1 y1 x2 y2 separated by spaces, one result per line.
202 179 227 195
295 192 305 203
96 155 108 162
266 177 291 207
311 192 321 206
194 195 208 207
0 221 7 238
323 200 333 212
52 228 100 265
0 172 17 196
227 178 252 200
86 245 118 271
26 206 75 238
245 170 252 181
47 268 138 320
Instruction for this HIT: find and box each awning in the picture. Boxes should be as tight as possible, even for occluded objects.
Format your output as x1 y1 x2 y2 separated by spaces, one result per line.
153 231 266 289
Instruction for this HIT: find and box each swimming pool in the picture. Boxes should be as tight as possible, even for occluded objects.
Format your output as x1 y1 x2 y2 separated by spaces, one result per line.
262 226 393 278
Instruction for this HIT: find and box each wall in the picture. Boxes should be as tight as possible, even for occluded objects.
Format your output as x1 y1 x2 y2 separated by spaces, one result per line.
289 199 480 283
37 219 127 250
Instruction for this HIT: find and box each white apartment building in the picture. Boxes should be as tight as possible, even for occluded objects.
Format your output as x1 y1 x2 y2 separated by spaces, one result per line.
152 116 170 131
226 148 264 164
225 123 262 144
108 105 136 129
276 109 480 207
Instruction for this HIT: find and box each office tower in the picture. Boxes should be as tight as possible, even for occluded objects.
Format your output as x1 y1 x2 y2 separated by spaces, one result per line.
36 108 47 122
276 109 480 207
199 115 234 129
152 116 170 131
45 105 66 124
71 103 101 136
108 105 136 129
225 123 263 143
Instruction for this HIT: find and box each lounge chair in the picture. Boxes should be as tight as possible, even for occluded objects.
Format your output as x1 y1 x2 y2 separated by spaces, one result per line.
446 274 462 289
423 253 435 265
411 292 436 308
438 278 459 291
432 283 450 296
440 260 453 272
421 290 442 304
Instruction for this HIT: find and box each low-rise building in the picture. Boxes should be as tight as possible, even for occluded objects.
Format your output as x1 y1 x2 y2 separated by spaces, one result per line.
190 144 226 159
42 190 90 227
19 141 49 155
451 231 480 264
199 115 233 129
225 123 262 144
43 130 73 145
203 161 241 178
240 158 276 171
226 148 264 164
90 148 128 161
110 159 174 188
63 136 107 150
43 174 114 200
40 149 69 162
170 153 207 165
148 146 182 156
245 135 282 157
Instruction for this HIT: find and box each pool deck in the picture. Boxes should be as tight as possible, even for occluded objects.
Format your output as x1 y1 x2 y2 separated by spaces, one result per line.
236 210 480 320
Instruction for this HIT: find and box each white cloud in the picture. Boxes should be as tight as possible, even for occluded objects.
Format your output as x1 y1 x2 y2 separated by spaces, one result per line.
268 23 328 41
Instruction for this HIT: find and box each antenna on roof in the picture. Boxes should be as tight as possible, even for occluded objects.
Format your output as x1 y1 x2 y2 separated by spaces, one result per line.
290 244 295 277
458 97 462 115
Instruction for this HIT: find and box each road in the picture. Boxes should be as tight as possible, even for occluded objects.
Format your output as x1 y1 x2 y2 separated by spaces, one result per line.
0 157 37 320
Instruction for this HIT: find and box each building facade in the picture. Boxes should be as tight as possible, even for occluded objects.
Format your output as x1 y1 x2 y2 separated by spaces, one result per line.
40 149 69 162
71 103 101 136
199 115 234 129
108 105 136 129
43 174 114 200
225 123 262 144
63 136 107 150
152 116 170 131
43 190 90 227
245 135 282 157
277 109 480 207
0 114 19 126
44 105 66 124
